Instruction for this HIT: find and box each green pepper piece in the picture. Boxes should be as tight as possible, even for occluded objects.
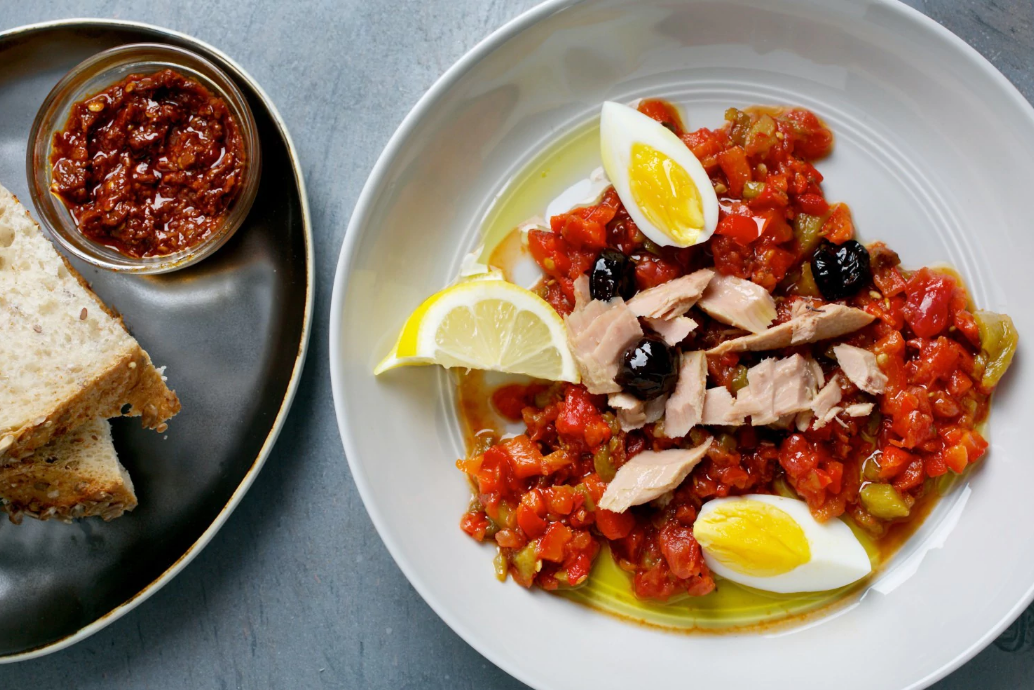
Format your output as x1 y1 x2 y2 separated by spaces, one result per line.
742 181 765 200
975 310 1018 389
860 483 910 519
513 542 541 583
793 213 825 257
861 454 881 482
493 549 508 582
794 263 822 298
594 444 617 482
730 365 750 393
573 483 596 511
773 476 798 499
495 501 515 530
725 108 752 146
744 114 777 155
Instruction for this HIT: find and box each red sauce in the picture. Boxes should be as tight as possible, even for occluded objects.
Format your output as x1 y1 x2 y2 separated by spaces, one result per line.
50 68 246 258
457 101 1002 602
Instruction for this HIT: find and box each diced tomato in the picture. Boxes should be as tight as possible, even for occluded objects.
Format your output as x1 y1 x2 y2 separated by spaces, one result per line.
658 523 706 580
681 128 726 169
596 508 636 540
501 435 545 479
795 192 829 216
783 108 834 160
495 529 526 549
546 486 575 515
492 384 536 421
892 456 926 491
634 254 682 290
638 98 684 135
537 522 573 562
878 446 914 480
541 449 575 474
517 495 548 539
460 511 490 541
903 268 955 338
717 146 751 197
528 229 570 278
748 173 789 210
779 434 820 479
821 203 854 244
551 212 607 250
715 214 761 246
909 337 960 386
556 386 611 448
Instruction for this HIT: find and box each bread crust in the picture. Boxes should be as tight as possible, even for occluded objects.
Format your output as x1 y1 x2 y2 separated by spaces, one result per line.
0 419 137 523
0 462 137 524
0 346 180 464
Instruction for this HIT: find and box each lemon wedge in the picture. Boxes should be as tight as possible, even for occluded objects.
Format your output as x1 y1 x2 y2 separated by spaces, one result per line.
374 278 580 382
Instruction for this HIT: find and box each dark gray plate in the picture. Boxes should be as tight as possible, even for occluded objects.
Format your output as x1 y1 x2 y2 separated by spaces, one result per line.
0 20 312 660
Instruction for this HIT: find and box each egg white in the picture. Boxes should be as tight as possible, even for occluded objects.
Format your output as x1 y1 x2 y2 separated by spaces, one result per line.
599 101 718 248
695 494 873 594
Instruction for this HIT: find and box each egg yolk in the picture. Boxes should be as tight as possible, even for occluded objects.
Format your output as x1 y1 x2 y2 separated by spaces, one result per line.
693 500 811 577
628 143 704 244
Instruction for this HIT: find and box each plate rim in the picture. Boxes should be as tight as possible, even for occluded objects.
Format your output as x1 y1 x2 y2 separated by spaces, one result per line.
328 0 1034 688
0 17 314 663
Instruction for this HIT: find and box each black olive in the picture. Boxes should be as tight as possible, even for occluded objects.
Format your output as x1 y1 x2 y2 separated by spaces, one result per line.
589 249 636 301
810 239 871 301
616 336 678 400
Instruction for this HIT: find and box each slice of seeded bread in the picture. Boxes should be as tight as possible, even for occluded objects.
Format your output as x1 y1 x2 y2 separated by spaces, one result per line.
0 184 180 463
0 418 136 523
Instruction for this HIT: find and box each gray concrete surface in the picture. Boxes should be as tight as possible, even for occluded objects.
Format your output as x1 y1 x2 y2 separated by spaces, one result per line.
1 0 1033 687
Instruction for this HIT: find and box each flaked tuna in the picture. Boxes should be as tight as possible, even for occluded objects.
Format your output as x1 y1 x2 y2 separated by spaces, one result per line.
810 377 844 429
644 316 697 346
833 344 888 395
609 392 646 431
627 269 714 320
566 277 643 394
701 387 747 426
707 302 874 355
610 391 667 431
697 273 777 334
735 355 820 425
598 440 712 513
664 351 707 438
844 402 874 417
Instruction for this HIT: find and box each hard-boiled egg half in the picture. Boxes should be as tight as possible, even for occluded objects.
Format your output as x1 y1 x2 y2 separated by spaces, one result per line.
693 494 872 594
600 101 719 247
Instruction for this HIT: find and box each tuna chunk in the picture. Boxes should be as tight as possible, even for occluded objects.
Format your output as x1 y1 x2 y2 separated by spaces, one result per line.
598 440 713 513
609 392 646 431
707 302 874 355
735 355 820 425
645 316 697 346
697 274 777 334
844 403 874 417
833 344 888 395
573 273 592 309
627 269 714 320
609 392 667 431
790 301 874 345
566 288 643 395
810 377 844 429
645 395 667 424
664 351 707 437
701 387 747 425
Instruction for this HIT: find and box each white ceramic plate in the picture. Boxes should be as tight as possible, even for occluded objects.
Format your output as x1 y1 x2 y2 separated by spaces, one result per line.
330 1 1032 688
